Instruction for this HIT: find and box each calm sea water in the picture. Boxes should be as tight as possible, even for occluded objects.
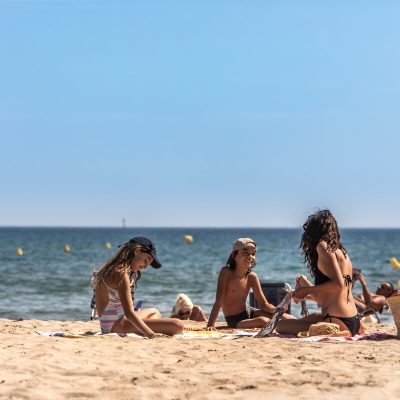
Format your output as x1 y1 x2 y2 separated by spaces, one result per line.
0 228 399 323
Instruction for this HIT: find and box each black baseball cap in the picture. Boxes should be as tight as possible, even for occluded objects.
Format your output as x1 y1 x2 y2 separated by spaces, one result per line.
118 236 162 269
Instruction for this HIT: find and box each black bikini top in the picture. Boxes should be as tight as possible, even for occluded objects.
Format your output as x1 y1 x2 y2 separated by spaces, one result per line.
314 268 330 285
314 267 353 302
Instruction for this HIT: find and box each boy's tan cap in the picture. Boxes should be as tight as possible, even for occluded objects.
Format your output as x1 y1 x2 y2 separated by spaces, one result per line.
232 238 256 252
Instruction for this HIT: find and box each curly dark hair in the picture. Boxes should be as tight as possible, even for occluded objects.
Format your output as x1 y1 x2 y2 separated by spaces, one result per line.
300 209 347 276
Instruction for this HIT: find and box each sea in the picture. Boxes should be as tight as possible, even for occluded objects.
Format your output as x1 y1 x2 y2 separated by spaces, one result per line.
0 227 399 323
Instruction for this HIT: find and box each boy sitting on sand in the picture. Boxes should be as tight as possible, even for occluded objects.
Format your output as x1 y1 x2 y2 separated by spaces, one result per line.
206 238 295 330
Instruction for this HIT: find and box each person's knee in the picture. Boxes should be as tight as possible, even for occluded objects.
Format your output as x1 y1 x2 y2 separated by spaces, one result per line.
152 308 162 319
171 318 184 334
147 308 161 319
259 316 270 326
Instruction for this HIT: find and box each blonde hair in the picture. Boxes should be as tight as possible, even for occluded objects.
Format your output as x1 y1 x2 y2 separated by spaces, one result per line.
95 242 143 290
171 293 194 316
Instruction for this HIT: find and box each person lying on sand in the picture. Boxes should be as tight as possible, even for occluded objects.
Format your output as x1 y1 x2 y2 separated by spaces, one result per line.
170 293 207 322
206 238 295 330
353 274 394 316
95 237 183 337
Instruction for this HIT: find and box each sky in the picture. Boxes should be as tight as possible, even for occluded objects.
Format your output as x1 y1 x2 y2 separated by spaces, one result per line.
0 1 399 228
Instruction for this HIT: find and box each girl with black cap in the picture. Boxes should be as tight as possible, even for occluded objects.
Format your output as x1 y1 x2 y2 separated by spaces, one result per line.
95 237 184 337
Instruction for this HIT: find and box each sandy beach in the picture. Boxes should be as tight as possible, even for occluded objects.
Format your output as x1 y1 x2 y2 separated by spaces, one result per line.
0 319 399 400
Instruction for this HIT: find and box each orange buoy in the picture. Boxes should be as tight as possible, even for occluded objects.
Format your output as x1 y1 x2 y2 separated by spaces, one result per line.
184 235 194 243
390 258 400 269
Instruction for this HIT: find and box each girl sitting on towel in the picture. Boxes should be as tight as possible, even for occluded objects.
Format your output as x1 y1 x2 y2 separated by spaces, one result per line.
276 210 362 336
95 236 183 337
206 238 295 330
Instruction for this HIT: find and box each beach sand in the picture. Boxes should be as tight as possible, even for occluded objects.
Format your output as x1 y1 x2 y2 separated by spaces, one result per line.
0 319 399 400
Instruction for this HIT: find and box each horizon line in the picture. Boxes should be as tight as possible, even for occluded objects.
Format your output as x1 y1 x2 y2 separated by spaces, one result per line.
1 225 400 230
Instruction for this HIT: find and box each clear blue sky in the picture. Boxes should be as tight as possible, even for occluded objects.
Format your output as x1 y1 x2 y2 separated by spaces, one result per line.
1 1 399 227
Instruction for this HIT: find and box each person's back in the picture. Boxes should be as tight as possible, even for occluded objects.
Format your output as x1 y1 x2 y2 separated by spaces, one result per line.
316 242 358 318
95 280 108 317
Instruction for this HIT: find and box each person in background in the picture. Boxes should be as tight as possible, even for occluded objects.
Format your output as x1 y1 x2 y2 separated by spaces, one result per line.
170 293 207 322
353 273 394 316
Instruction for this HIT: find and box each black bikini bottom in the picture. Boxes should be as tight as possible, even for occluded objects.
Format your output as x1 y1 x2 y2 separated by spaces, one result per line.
324 314 360 336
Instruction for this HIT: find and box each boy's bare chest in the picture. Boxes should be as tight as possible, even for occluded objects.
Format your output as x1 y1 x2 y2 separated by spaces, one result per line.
227 277 249 295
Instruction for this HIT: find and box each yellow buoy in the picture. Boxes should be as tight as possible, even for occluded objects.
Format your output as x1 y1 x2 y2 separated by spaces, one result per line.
397 280 400 287
105 242 112 249
16 248 23 256
390 257 400 269
184 235 194 244
64 244 71 253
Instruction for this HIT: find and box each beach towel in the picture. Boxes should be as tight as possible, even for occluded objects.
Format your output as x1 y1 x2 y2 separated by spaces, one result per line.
36 330 396 341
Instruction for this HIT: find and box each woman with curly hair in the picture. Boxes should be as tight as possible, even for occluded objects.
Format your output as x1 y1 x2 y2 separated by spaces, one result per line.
276 210 361 336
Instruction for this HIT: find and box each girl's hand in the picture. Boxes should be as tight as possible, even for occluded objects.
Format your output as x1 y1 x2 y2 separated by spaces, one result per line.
205 326 216 331
293 287 309 301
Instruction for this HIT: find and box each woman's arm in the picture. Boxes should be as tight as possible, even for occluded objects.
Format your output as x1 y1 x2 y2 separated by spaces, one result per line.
358 274 387 311
295 275 320 304
207 268 229 328
293 241 344 300
249 273 275 313
118 274 156 338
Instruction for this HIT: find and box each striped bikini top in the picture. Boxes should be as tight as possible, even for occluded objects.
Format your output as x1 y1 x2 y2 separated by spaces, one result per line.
101 278 123 310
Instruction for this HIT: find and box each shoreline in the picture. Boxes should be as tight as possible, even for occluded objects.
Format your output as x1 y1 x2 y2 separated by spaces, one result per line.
0 319 399 399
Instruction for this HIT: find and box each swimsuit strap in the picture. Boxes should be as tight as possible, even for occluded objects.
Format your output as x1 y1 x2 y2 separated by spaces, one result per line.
343 274 353 303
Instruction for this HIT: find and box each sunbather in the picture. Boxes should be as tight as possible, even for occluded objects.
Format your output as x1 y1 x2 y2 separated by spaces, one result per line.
170 293 207 322
353 274 394 316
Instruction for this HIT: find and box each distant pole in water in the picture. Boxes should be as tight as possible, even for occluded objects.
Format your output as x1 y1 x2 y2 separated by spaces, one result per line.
122 218 126 228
